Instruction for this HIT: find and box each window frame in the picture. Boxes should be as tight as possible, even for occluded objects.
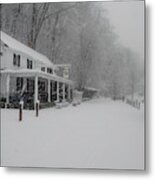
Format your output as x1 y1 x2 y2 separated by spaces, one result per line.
27 59 33 69
47 67 53 74
13 53 21 67
13 53 16 66
17 55 20 67
41 67 45 72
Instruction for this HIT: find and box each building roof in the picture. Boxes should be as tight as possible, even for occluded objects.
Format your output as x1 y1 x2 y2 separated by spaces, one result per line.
0 31 53 67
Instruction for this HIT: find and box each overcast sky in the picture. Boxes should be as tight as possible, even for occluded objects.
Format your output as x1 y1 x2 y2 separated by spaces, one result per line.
103 0 144 58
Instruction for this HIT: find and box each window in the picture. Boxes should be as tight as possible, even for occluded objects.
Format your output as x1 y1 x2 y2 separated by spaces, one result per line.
27 78 29 91
27 79 34 92
38 80 46 91
13 54 16 65
27 59 33 69
13 53 20 67
17 55 20 67
16 77 23 91
30 60 32 69
0 52 3 56
27 59 29 68
41 67 45 72
47 68 53 74
4 43 8 48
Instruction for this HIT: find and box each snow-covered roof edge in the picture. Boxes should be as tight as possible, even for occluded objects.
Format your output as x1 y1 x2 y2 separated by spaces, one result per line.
1 68 74 85
0 31 54 67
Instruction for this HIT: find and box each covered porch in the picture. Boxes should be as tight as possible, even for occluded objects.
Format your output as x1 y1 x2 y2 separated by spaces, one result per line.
1 69 74 109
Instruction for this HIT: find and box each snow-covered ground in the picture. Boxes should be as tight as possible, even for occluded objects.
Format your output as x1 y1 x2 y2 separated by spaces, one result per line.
1 98 144 169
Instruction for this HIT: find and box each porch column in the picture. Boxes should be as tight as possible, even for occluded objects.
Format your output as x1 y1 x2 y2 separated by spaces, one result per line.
48 79 51 102
57 81 59 102
34 75 38 105
68 85 71 100
6 74 10 104
62 83 65 101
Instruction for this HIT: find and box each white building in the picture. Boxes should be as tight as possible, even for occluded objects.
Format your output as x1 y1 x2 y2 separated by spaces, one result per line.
0 31 74 109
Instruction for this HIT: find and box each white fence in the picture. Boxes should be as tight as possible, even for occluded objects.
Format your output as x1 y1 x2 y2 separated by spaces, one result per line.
126 98 141 109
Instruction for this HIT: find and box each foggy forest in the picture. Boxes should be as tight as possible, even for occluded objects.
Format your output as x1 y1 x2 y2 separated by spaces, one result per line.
0 2 144 99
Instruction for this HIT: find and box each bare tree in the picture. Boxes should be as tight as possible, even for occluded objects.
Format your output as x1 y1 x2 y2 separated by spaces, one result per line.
27 3 49 49
27 3 76 49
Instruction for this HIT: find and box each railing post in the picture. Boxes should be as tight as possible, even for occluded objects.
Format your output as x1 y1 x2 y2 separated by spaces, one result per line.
62 83 65 101
48 79 51 103
57 82 60 102
34 75 38 109
6 74 10 106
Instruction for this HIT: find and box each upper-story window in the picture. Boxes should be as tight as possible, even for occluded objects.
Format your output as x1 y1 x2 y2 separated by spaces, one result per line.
13 54 16 65
27 59 33 69
17 55 20 66
4 43 8 48
13 53 20 67
41 67 45 72
47 67 53 74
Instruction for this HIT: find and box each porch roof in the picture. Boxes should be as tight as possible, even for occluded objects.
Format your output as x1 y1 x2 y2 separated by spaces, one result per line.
1 69 74 85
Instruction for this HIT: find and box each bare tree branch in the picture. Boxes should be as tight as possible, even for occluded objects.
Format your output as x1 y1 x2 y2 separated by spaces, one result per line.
44 4 76 20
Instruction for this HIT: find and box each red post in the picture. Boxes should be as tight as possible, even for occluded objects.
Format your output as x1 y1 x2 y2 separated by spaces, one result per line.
36 100 39 117
19 100 24 121
19 104 22 121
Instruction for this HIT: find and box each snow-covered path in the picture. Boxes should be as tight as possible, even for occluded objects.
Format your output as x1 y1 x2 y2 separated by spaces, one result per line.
1 98 144 169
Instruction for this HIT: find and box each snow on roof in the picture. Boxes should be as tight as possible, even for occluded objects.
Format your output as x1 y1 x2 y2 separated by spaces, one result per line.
0 31 53 67
1 68 74 85
56 64 71 67
85 86 100 92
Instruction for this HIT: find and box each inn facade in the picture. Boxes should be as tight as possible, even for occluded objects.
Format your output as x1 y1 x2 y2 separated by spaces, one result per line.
0 31 74 109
